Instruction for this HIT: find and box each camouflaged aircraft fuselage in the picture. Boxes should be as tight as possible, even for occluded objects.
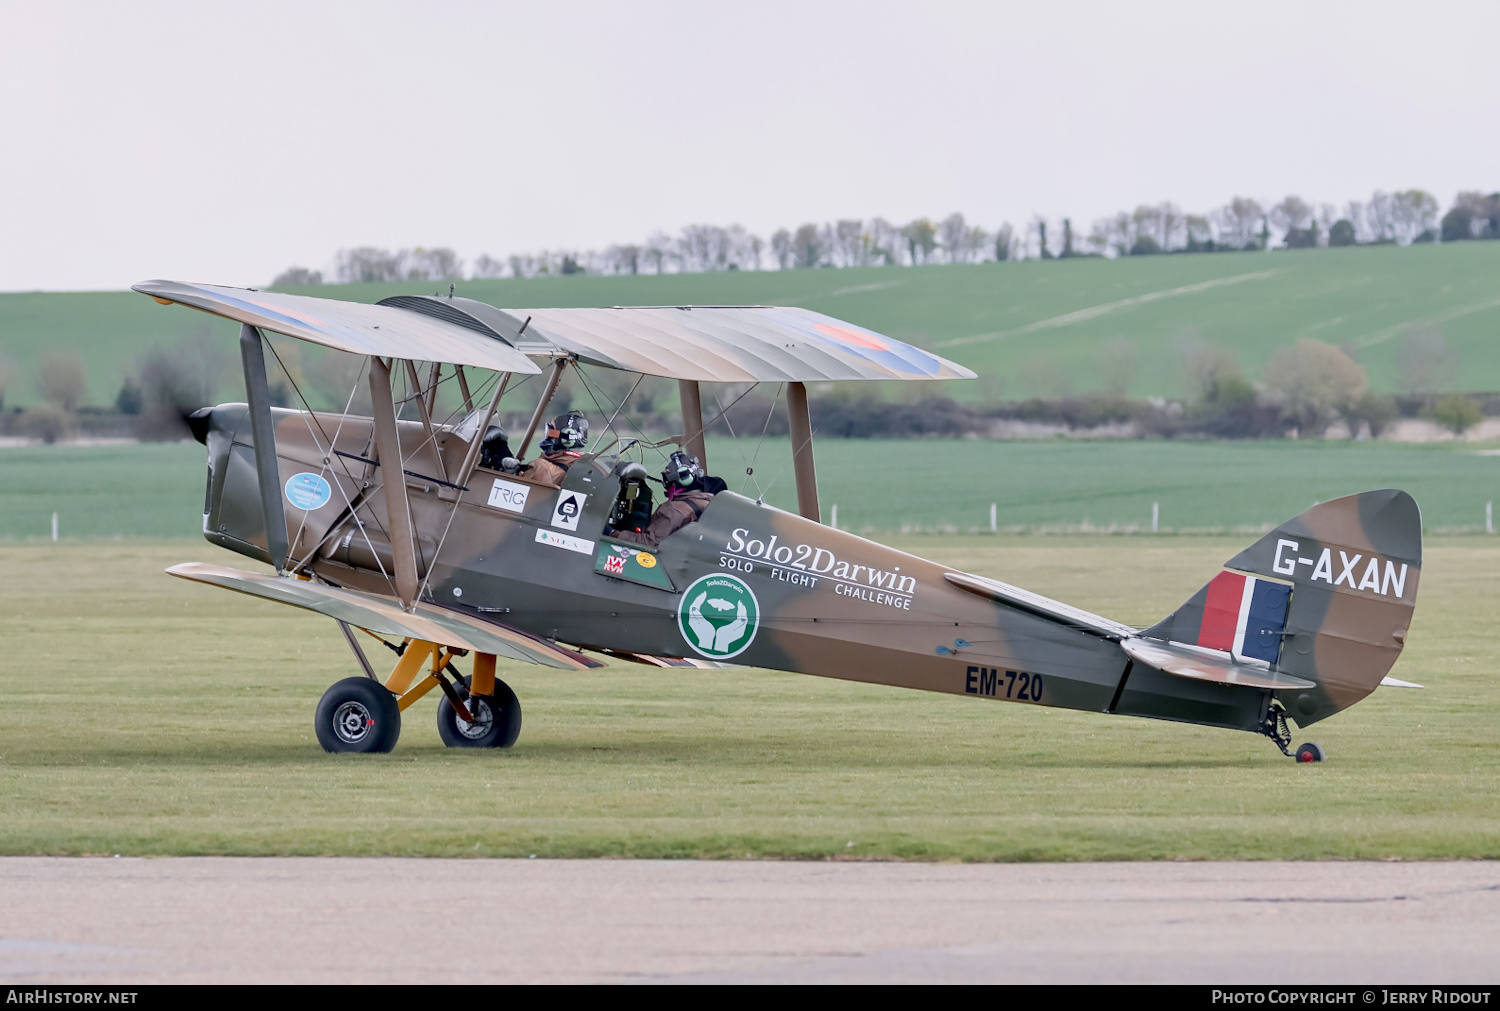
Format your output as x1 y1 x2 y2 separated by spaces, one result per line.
199 405 1422 740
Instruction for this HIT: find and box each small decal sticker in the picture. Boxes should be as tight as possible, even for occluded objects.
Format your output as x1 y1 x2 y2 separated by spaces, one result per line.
594 543 675 590
284 472 332 511
677 573 759 659
551 491 587 531
535 528 594 554
488 479 531 513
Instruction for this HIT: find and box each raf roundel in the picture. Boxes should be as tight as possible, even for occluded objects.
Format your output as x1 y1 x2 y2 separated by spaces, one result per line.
677 573 760 660
284 472 332 511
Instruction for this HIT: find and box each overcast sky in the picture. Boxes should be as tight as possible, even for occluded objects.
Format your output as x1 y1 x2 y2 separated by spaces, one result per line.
2 0 1496 291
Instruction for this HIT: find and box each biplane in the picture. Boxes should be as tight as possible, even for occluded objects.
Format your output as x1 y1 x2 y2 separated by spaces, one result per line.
135 279 1422 761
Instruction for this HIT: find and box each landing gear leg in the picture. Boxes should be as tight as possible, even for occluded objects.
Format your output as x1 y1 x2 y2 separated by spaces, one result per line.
1259 695 1327 762
1259 695 1294 757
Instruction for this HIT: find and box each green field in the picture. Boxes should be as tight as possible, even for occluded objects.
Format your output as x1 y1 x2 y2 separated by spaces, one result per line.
4 438 1499 540
0 536 1494 859
3 241 1499 406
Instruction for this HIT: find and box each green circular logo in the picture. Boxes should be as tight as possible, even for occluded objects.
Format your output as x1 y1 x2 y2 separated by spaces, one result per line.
677 573 760 659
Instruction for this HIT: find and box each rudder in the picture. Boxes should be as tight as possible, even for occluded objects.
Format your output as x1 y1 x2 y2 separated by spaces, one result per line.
1142 489 1421 726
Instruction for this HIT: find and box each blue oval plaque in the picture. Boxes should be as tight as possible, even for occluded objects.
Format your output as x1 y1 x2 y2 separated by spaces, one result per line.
284 472 333 511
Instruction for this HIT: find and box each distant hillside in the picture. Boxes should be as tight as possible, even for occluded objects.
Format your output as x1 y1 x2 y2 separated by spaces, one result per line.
2 242 1498 407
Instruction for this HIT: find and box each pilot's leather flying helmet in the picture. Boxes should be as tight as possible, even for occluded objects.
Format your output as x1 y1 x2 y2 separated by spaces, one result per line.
662 450 705 493
541 411 589 453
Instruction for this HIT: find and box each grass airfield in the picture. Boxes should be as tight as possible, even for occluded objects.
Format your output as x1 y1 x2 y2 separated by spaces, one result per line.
1 535 1495 860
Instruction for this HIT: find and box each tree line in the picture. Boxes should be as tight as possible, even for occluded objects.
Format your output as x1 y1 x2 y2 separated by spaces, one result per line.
272 189 1499 285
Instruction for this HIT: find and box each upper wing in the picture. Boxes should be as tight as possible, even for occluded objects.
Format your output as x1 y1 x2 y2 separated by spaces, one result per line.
167 562 598 669
455 304 976 383
133 280 541 374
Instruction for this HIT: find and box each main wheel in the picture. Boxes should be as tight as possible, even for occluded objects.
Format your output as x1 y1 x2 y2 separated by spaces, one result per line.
1295 742 1326 763
437 675 522 749
315 677 401 753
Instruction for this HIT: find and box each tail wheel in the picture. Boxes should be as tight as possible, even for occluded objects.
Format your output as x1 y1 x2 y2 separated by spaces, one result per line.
437 675 522 749
315 677 401 753
1295 742 1326 763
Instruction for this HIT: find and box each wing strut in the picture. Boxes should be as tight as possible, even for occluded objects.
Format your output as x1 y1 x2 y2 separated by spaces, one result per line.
679 380 709 469
452 372 512 492
369 356 420 609
788 381 820 523
518 359 568 458
239 324 290 572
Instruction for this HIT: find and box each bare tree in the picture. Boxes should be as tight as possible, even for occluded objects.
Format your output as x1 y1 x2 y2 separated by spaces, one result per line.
1394 325 1459 393
1390 189 1440 244
1097 337 1138 397
770 228 793 270
829 219 868 267
403 247 463 281
271 266 323 286
643 231 674 274
900 218 937 265
1180 339 1248 401
1131 205 1162 251
726 226 762 270
1342 200 1368 242
1269 195 1313 236
868 218 904 265
334 247 403 283
1365 191 1395 243
677 224 730 271
1152 202 1184 249
1213 197 1264 249
36 350 87 412
1185 214 1214 248
792 223 824 268
938 213 970 263
603 244 641 275
0 351 15 411
1264 338 1368 434
1087 215 1125 255
993 222 1015 261
471 254 506 279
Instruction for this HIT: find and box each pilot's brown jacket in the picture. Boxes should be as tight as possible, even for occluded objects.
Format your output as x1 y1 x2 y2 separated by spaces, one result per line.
522 451 580 489
610 489 715 548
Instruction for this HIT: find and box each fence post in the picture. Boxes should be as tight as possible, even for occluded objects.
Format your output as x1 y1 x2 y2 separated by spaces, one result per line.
1488 501 1493 535
831 504 838 530
1152 502 1159 533
989 503 997 533
51 512 58 542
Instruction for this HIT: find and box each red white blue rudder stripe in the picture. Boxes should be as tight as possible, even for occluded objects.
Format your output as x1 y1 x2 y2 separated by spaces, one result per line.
1197 571 1291 665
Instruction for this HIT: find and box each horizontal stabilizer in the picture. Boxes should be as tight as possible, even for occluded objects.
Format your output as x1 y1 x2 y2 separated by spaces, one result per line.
1121 637 1316 691
944 571 1135 640
167 562 598 669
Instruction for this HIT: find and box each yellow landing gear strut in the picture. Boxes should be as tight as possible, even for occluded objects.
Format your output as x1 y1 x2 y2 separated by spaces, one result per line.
318 628 517 753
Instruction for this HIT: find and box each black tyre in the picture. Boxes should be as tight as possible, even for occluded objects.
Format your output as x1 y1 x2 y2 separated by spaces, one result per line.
315 677 401 753
437 675 522 749
1295 742 1326 763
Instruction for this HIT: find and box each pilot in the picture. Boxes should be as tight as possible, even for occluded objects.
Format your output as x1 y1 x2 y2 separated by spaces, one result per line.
518 411 589 488
477 425 515 471
607 451 723 548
